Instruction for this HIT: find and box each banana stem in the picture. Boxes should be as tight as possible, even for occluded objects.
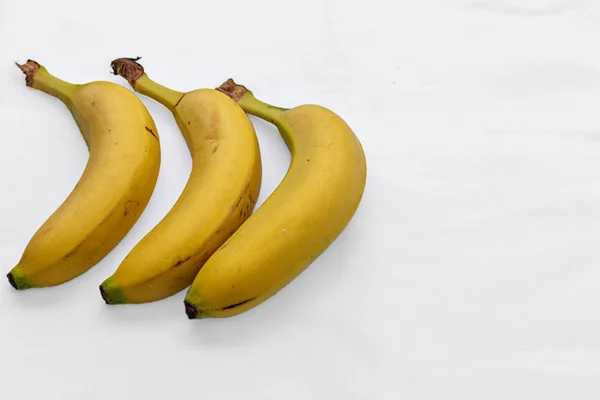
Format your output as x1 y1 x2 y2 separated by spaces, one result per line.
111 57 184 111
217 78 294 148
16 60 79 105
217 78 286 124
238 92 287 124
135 75 184 112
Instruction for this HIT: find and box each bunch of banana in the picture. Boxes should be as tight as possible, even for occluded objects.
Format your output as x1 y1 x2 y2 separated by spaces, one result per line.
101 58 261 304
183 79 367 319
7 58 366 320
7 60 161 289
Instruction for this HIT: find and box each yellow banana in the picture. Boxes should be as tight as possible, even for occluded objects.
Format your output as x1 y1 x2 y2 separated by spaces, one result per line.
7 60 161 290
101 58 261 304
184 79 367 319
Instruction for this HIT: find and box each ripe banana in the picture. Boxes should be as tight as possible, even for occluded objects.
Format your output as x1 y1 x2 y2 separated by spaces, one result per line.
184 79 367 319
7 60 161 290
101 58 261 304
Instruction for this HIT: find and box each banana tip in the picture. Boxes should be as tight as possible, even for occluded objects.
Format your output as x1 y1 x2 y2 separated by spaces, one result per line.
6 272 18 290
184 301 198 319
6 270 32 290
99 284 110 304
99 281 126 305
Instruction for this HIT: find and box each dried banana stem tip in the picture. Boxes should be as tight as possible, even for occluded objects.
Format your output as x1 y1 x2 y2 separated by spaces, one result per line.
111 57 144 87
217 78 248 101
15 59 41 87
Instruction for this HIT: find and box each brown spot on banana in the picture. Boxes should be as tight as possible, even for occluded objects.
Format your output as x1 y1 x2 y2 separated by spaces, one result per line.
124 200 140 216
232 181 252 211
173 255 192 268
185 297 257 319
145 126 158 140
63 242 83 260
221 297 256 310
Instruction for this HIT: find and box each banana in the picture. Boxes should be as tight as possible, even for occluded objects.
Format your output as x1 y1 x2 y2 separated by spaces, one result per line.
183 79 367 319
101 58 261 304
7 60 161 290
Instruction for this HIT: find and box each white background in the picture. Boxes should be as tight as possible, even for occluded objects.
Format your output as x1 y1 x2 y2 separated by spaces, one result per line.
2 0 600 398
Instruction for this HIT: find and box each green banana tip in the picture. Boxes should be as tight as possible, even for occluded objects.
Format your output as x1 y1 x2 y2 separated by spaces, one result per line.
110 57 144 88
6 270 31 290
99 281 126 305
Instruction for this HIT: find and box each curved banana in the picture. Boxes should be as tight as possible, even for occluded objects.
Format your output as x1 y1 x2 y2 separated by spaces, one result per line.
7 60 161 290
101 58 261 304
184 79 367 319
